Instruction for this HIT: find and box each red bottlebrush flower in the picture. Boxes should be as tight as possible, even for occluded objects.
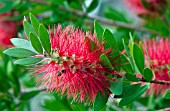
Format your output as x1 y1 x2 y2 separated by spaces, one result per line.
0 13 17 47
35 25 109 103
124 0 167 15
143 38 170 95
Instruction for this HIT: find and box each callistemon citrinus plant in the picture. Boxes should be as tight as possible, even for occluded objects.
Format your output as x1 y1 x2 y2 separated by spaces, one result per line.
124 0 167 15
143 38 170 95
35 24 110 103
6 13 170 108
0 13 17 47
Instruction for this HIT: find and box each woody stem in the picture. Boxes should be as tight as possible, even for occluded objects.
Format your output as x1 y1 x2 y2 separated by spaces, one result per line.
113 74 170 85
29 0 161 36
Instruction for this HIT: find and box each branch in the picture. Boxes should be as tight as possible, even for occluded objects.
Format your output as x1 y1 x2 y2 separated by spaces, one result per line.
139 78 170 85
60 7 161 35
29 0 160 35
20 87 46 95
114 74 170 85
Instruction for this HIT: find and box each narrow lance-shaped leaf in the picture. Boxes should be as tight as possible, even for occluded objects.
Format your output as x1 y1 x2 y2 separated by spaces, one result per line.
0 1 19 13
94 21 104 42
3 48 36 58
125 73 139 82
13 78 20 97
7 61 14 81
23 19 36 39
119 84 149 106
38 24 51 54
120 54 133 74
29 13 40 34
110 82 123 95
133 44 144 74
103 29 119 59
20 90 40 100
104 7 128 22
11 38 37 53
93 92 109 111
164 89 170 99
143 67 153 82
14 58 43 66
122 39 135 73
86 0 99 13
121 83 141 98
100 54 114 70
30 32 43 54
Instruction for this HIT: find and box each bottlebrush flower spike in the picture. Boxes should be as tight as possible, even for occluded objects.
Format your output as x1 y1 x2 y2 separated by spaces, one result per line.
143 38 170 95
35 24 109 103
0 13 17 47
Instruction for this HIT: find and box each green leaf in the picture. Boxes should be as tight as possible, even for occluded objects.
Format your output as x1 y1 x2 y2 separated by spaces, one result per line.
119 84 149 106
143 68 153 82
122 39 135 73
10 38 37 53
86 0 99 13
167 65 170 74
41 94 72 111
122 84 141 97
23 20 36 39
90 41 95 51
30 32 43 54
29 13 40 34
93 92 109 111
142 14 169 36
38 24 51 54
20 91 40 100
164 89 170 99
110 82 123 95
94 21 104 42
104 7 128 22
100 54 113 70
14 58 43 65
7 60 14 81
3 48 36 58
71 104 87 111
7 60 13 75
141 0 167 14
18 101 31 111
13 81 20 97
120 54 134 74
141 0 151 10
167 65 170 70
103 29 119 59
125 73 139 82
133 44 144 74
0 1 19 13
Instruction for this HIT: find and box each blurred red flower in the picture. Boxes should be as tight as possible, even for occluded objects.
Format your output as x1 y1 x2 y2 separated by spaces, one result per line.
36 25 109 103
124 0 167 15
124 0 147 14
0 13 17 47
143 38 170 95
